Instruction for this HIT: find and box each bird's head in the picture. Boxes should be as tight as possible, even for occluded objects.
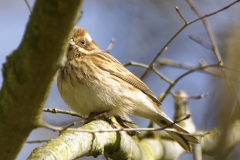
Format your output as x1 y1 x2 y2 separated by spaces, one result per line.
67 27 101 61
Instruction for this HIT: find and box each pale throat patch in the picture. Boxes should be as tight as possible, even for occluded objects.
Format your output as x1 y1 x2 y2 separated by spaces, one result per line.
85 33 92 42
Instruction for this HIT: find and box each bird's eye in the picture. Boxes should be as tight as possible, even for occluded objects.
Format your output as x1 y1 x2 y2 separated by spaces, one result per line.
80 39 86 45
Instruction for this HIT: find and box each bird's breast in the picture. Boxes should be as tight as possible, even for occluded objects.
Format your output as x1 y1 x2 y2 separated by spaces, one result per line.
57 59 116 117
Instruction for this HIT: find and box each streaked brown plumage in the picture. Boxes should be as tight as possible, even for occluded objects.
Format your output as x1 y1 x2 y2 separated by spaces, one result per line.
57 27 199 151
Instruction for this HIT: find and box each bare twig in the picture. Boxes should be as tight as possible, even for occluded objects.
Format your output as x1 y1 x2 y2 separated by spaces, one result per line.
41 124 209 137
125 61 173 84
175 6 188 24
151 66 173 84
104 154 109 160
124 61 149 68
43 108 83 118
171 91 208 100
26 140 49 144
106 38 115 53
24 0 32 14
187 93 208 99
189 34 212 50
158 59 199 69
62 120 84 129
38 115 208 138
141 0 240 80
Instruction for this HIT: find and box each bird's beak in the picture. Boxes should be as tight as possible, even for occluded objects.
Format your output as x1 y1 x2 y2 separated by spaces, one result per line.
69 39 75 46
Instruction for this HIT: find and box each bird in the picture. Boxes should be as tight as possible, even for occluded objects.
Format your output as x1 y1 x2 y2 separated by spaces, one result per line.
57 26 199 151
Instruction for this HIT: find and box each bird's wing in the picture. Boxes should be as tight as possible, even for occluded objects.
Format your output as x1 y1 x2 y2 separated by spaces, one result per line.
91 52 161 106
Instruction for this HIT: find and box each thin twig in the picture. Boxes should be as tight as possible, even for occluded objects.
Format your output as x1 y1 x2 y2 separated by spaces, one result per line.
186 93 208 99
124 61 173 84
106 38 115 53
187 0 240 26
24 0 32 14
41 124 208 137
104 154 109 160
43 108 83 118
140 0 240 80
189 34 212 50
151 66 173 84
170 91 208 100
26 140 49 144
62 120 84 129
175 6 188 24
158 59 197 69
39 115 208 137
124 61 149 68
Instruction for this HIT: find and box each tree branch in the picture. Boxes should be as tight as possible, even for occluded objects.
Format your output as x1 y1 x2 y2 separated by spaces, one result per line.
28 118 164 160
0 0 83 159
200 120 240 156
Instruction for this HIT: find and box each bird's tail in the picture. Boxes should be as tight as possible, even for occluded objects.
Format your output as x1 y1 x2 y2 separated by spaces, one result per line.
152 113 199 152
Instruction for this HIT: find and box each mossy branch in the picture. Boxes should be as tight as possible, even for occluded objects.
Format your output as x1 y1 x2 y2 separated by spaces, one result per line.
0 0 83 159
28 118 164 160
